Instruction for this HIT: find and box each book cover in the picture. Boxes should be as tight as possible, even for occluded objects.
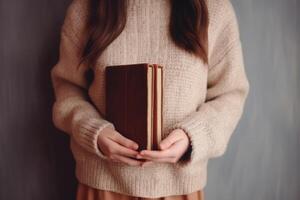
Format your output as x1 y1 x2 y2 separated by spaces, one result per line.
105 63 163 154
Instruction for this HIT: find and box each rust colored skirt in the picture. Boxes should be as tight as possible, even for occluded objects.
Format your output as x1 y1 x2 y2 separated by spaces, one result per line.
76 182 204 200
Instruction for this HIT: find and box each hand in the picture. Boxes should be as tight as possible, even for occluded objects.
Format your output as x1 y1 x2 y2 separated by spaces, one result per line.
136 128 191 167
97 127 144 166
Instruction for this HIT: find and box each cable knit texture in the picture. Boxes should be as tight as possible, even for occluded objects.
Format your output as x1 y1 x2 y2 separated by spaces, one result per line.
50 0 250 198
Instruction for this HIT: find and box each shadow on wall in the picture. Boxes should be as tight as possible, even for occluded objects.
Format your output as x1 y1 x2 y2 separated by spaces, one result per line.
1 1 78 199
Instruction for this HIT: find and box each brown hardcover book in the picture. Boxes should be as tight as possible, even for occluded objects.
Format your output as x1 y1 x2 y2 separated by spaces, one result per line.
105 63 164 154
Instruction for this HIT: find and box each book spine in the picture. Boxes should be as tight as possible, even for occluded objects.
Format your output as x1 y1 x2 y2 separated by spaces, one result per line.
153 64 158 150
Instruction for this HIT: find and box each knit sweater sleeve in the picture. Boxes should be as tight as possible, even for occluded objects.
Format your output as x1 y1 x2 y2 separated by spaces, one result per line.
50 0 115 160
171 0 250 167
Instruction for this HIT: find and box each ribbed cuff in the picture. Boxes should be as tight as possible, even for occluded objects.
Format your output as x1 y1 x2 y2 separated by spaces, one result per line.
72 117 115 160
169 111 212 168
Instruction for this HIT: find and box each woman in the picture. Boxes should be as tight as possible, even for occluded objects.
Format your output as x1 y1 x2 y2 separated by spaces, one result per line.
50 0 250 199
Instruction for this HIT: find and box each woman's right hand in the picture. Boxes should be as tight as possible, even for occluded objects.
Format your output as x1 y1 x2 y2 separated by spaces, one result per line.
97 127 143 166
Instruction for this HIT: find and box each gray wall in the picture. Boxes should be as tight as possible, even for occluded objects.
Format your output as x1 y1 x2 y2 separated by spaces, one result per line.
205 0 300 200
0 0 77 199
0 0 299 200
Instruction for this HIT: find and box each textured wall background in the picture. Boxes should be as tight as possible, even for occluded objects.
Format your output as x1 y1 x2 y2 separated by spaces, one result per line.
206 0 300 200
0 0 299 199
0 1 77 199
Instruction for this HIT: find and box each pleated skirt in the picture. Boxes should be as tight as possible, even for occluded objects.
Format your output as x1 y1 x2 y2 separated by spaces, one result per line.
76 182 205 200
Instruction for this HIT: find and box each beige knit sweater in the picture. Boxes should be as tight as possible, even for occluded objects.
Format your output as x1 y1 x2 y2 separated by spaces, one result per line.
50 0 250 198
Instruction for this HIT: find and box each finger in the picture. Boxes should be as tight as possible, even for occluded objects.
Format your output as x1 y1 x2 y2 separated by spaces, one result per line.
159 131 182 150
113 154 144 166
111 132 139 150
111 141 140 158
140 155 174 162
140 146 176 159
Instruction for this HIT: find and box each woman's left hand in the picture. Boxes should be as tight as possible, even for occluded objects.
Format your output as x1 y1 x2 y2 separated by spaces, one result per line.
136 128 191 167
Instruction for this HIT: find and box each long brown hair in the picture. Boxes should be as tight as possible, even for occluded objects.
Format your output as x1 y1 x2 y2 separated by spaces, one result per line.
79 0 209 70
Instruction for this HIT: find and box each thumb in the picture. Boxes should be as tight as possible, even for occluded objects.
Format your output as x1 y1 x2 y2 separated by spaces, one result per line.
159 131 180 150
